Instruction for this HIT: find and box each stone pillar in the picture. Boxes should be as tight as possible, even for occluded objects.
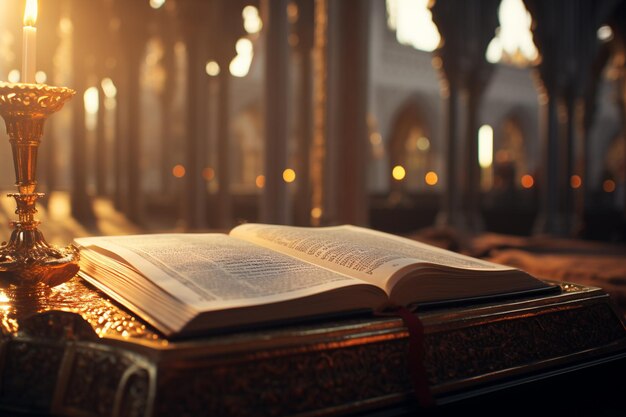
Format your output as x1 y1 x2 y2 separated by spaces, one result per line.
261 0 291 224
69 0 98 224
179 1 211 230
430 0 499 233
609 3 626 224
310 0 328 226
524 0 618 235
325 0 370 226
40 5 61 203
293 0 314 226
95 80 107 197
212 1 244 230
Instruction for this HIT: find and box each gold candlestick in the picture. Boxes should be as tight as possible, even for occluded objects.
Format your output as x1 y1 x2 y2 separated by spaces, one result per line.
0 82 79 287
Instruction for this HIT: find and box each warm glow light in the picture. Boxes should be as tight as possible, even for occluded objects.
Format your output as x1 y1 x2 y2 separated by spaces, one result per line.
229 38 253 77
425 171 438 186
392 165 406 181
521 174 534 189
416 136 430 151
0 292 9 303
35 70 46 84
598 25 613 42
486 0 538 65
255 175 265 188
149 0 166 9
59 17 73 35
283 168 296 183
570 175 582 189
24 0 38 26
386 0 440 52
84 87 100 115
603 179 616 193
8 69 21 83
486 37 503 64
205 60 220 77
101 78 118 98
202 167 215 181
172 164 186 178
243 5 263 34
478 125 494 168
311 207 323 219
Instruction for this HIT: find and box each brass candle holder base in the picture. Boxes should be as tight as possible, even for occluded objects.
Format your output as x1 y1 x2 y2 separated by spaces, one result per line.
0 82 79 288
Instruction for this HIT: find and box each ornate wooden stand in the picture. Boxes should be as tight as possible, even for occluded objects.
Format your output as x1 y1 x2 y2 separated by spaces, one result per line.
0 279 625 416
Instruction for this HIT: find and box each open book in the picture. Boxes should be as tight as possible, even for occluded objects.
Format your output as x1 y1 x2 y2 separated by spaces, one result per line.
75 223 554 337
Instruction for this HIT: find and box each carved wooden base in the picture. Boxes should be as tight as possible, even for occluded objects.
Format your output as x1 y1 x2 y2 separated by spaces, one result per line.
0 280 624 416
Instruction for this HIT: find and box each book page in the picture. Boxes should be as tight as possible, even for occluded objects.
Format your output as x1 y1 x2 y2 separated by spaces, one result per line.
75 234 368 311
231 224 514 291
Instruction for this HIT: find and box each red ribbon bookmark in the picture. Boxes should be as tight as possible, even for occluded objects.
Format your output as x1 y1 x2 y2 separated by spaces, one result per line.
394 306 435 408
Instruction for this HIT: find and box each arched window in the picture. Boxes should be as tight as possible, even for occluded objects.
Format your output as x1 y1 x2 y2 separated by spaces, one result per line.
388 99 436 193
231 104 264 194
494 115 529 191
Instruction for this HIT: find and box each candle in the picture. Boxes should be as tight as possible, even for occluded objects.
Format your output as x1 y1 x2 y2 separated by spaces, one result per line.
22 0 38 84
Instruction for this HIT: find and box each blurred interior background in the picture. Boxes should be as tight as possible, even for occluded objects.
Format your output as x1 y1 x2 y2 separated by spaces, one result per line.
0 0 625 245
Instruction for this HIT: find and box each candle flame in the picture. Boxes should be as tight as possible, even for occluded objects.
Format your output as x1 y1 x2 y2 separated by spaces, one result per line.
23 0 38 27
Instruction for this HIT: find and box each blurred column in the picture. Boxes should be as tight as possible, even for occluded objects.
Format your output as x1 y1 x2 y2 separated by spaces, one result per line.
261 0 291 224
40 5 62 203
525 0 618 236
430 0 499 233
310 0 328 226
610 3 626 223
210 1 244 230
95 79 107 197
119 2 149 225
69 0 97 224
326 0 370 226
160 38 176 196
179 0 211 230
293 0 314 226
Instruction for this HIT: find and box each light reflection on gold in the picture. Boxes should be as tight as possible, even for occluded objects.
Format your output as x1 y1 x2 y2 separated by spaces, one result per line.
0 278 162 342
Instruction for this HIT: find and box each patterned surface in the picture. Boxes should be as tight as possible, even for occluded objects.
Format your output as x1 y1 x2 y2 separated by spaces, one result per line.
0 278 625 417
0 277 163 343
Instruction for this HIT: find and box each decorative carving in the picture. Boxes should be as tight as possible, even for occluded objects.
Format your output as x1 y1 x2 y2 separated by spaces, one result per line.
117 369 151 417
0 82 75 117
0 278 162 341
155 340 412 417
19 311 98 341
424 302 625 385
155 302 625 417
0 281 624 417
61 347 150 417
0 341 65 410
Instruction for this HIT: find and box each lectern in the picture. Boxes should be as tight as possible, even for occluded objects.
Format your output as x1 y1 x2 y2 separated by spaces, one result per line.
0 279 625 416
